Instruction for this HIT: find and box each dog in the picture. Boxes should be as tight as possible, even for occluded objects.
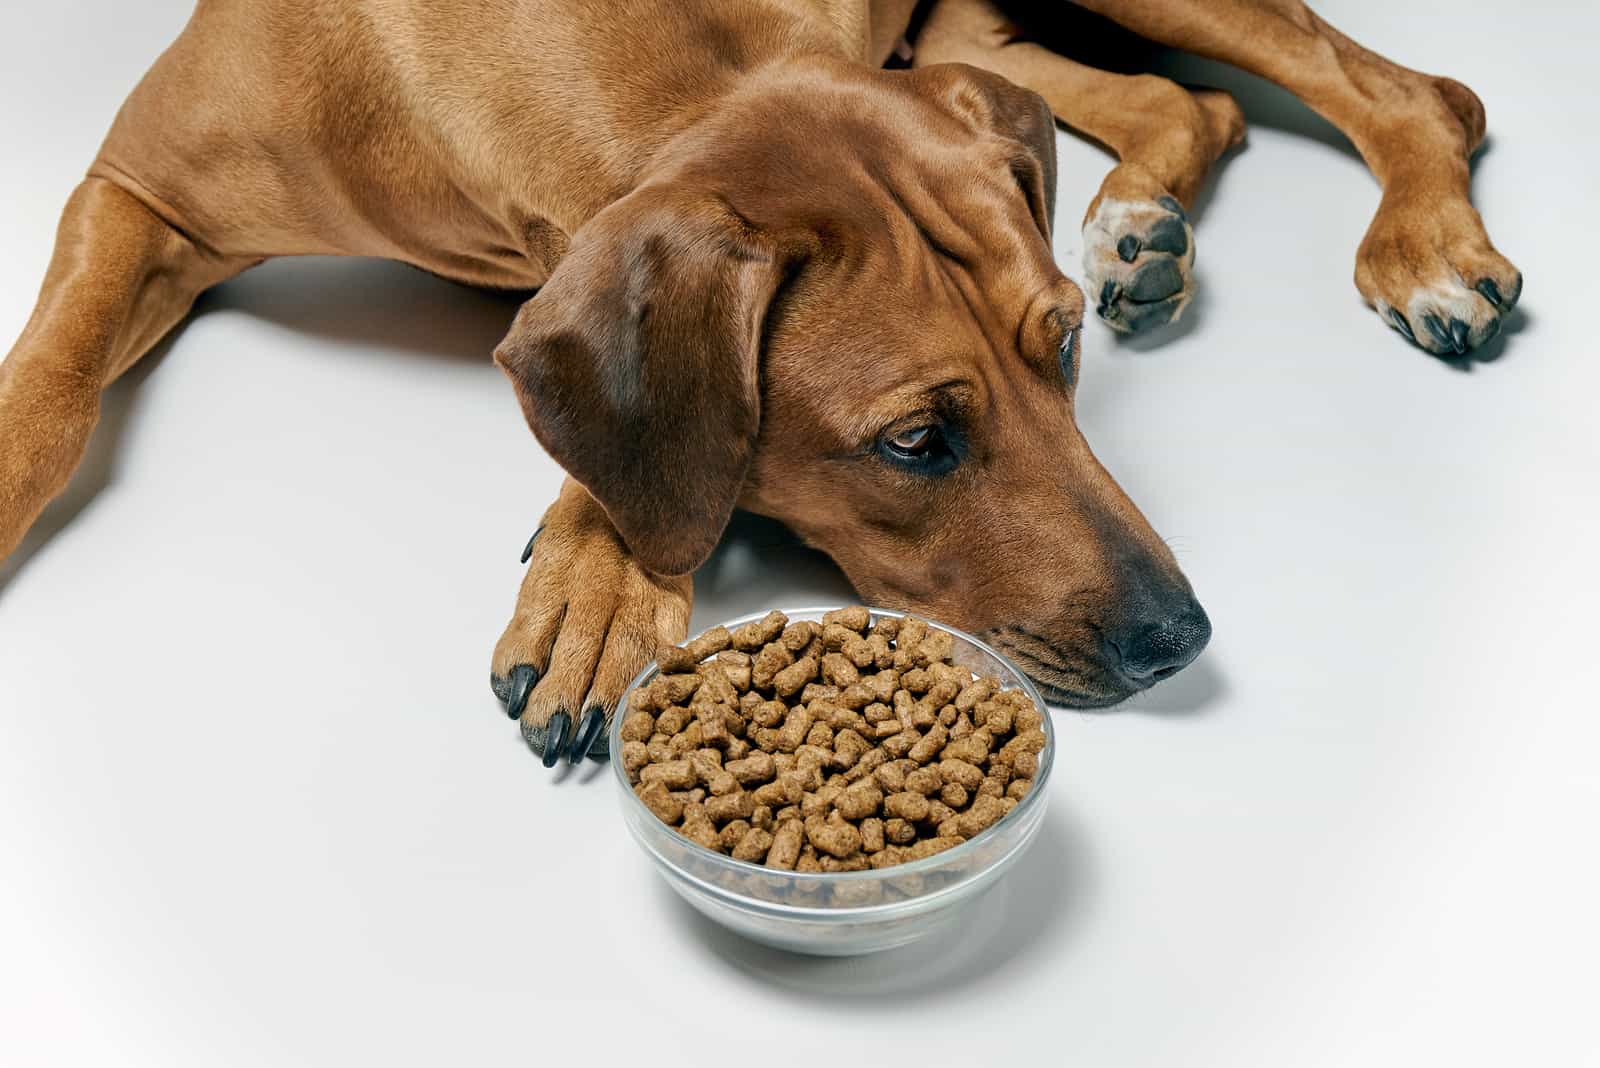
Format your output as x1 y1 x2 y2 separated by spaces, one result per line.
0 0 1520 765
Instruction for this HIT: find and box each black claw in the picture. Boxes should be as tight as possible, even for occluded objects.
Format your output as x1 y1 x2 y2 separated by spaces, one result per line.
1476 278 1503 308
1145 215 1189 257
1116 234 1141 262
1509 271 1524 307
520 524 544 565
569 707 606 765
1421 313 1453 352
1098 279 1120 310
1156 195 1187 221
1127 258 1185 303
1449 318 1470 354
1387 308 1417 344
506 664 537 720
543 711 571 768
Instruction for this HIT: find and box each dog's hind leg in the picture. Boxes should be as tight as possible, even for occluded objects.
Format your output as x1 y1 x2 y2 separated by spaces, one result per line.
912 0 1244 333
0 178 252 561
1068 0 1521 357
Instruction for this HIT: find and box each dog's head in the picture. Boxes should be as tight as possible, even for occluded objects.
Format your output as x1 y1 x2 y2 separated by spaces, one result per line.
496 60 1209 706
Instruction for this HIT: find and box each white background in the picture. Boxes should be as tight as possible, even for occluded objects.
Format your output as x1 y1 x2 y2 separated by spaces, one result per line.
2 2 1596 1065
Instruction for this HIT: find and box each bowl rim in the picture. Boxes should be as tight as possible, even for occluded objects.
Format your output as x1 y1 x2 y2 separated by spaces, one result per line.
609 605 1056 898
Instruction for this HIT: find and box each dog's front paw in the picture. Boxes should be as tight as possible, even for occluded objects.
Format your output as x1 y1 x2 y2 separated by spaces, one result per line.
1356 193 1522 357
1083 186 1195 334
491 483 691 767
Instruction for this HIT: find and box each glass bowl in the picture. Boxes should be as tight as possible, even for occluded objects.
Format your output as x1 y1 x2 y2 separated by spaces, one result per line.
609 606 1055 956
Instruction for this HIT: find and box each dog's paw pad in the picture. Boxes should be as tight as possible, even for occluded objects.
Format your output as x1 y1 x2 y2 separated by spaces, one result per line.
1084 195 1196 334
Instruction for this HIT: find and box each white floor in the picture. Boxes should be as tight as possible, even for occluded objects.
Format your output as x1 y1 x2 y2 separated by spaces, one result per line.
2 2 1596 1065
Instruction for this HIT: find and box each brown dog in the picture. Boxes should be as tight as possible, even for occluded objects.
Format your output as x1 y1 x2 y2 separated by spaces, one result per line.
0 0 1519 762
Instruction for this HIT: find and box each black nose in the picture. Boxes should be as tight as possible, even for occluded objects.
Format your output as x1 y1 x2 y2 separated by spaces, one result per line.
1105 599 1211 686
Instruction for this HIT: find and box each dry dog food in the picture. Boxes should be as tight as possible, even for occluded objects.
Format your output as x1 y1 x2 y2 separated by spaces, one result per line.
620 608 1046 872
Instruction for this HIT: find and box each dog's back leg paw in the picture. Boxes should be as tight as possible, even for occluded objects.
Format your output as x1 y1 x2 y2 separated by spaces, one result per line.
1082 167 1199 334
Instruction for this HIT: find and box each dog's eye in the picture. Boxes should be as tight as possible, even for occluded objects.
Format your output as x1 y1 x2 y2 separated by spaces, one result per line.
1058 327 1079 387
879 423 960 475
886 426 935 456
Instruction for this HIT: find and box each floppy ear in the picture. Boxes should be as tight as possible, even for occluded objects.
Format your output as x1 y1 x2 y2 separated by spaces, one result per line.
494 184 801 576
912 64 1058 238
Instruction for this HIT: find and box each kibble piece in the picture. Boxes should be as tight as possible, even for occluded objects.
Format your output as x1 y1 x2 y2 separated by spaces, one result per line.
871 720 903 741
821 606 871 632
765 820 803 869
956 794 1008 838
772 656 818 698
908 723 949 765
840 635 878 669
726 751 776 785
883 817 917 845
925 799 956 826
1011 750 1039 779
795 847 823 873
753 704 812 753
714 649 753 687
1007 779 1032 801
874 760 908 794
893 619 929 667
620 711 656 743
881 728 921 759
638 781 684 825
652 673 702 709
622 740 650 781
941 782 970 809
732 825 775 862
732 610 789 651
680 803 720 850
953 676 994 713
719 819 753 851
820 653 859 687
751 641 794 690
884 791 931 821
780 620 820 653
705 790 756 824
903 836 961 861
834 779 884 820
904 765 943 796
640 759 696 790
871 616 901 641
752 772 805 807
820 853 870 873
1014 704 1044 734
843 747 887 783
942 732 992 765
801 683 842 704
800 781 844 818
820 623 859 651
805 812 863 858
833 727 871 769
860 817 886 853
